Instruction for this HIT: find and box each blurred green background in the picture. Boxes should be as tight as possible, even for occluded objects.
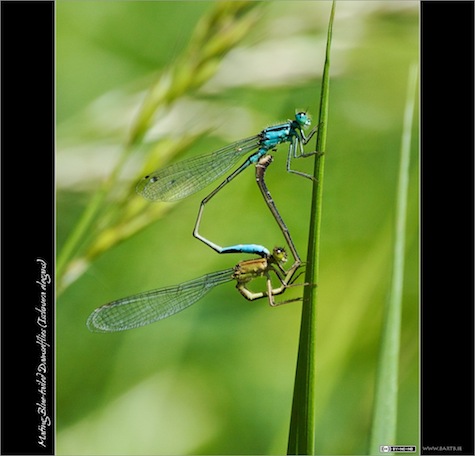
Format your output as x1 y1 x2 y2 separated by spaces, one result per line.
56 1 419 455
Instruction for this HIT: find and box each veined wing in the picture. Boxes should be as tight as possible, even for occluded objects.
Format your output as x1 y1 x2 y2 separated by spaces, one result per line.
87 268 234 332
136 135 260 202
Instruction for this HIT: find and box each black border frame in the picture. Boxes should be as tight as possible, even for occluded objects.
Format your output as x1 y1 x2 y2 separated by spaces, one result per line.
1 1 55 454
420 1 474 455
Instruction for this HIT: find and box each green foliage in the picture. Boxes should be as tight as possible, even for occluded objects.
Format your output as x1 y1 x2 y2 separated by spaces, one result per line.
57 1 263 291
288 2 335 454
369 63 418 454
56 2 419 455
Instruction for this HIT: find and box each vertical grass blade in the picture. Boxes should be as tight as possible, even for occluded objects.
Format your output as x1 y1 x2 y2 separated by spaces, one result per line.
369 63 418 454
287 2 335 454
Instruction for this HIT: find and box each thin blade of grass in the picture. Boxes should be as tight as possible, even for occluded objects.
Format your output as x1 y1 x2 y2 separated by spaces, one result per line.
369 63 418 454
287 2 336 454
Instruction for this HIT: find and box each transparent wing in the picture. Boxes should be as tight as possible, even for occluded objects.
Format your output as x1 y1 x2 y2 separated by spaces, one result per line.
87 268 234 332
136 135 260 201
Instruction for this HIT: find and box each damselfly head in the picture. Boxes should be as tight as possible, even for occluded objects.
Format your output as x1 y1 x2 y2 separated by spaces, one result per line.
272 246 288 264
295 111 312 128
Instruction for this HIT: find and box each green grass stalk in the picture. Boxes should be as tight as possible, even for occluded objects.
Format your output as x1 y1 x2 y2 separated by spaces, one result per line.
287 2 335 454
369 63 418 454
56 2 262 293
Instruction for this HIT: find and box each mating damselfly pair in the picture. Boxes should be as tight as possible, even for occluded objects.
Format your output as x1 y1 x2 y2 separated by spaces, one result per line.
87 111 320 332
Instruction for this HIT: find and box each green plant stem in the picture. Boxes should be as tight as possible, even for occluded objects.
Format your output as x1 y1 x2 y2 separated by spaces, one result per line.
287 1 335 454
369 63 418 454
56 145 131 283
56 2 262 292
